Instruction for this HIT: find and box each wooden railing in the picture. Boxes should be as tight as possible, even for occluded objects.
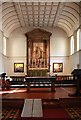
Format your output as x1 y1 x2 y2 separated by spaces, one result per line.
9 75 74 85
56 75 73 80
10 76 25 85
1 75 75 90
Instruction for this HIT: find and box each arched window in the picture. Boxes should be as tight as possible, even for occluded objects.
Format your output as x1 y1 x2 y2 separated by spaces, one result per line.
3 36 6 55
77 29 80 51
70 36 74 55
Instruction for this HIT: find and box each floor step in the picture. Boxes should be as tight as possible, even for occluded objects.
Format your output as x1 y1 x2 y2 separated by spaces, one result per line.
21 99 43 117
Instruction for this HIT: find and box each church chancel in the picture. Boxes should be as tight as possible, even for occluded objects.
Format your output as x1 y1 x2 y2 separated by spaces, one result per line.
1 2 81 120
25 28 51 77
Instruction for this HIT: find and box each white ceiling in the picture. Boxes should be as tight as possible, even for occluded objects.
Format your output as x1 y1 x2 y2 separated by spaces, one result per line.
1 2 81 37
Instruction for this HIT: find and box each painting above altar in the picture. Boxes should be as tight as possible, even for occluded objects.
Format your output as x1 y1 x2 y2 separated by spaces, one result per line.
33 42 43 59
29 41 48 68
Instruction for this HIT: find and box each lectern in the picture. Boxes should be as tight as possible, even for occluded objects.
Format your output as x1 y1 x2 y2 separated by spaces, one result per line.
69 69 81 96
71 69 81 77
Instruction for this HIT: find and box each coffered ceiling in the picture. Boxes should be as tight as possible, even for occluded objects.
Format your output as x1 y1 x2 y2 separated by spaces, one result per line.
1 1 81 37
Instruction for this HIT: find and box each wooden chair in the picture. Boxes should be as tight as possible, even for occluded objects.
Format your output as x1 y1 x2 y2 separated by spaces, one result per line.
2 79 10 91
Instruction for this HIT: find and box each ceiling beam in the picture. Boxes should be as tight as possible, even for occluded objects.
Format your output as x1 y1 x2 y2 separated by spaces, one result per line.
38 2 40 26
25 2 30 26
32 2 35 26
47 2 53 26
52 2 65 27
17 2 26 27
13 2 22 27
43 2 47 27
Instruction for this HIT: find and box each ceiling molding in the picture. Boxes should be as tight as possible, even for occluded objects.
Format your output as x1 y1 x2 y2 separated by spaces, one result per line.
1 2 80 37
59 18 73 27
60 14 75 24
62 10 78 21
3 18 19 28
58 21 72 30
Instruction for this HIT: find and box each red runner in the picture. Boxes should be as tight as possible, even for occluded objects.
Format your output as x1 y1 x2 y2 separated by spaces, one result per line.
43 108 70 118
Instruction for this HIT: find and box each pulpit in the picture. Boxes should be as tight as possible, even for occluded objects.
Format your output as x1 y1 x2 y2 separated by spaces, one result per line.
69 69 81 96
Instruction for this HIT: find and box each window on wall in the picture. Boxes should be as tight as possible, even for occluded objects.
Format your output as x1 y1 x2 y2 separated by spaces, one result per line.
3 36 6 55
70 36 74 55
77 29 80 51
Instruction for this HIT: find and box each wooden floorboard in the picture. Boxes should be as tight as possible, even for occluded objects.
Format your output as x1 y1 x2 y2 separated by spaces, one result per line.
1 86 79 99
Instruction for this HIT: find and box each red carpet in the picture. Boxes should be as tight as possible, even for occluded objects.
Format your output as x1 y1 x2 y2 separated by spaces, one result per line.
43 108 70 118
2 107 72 120
2 98 81 120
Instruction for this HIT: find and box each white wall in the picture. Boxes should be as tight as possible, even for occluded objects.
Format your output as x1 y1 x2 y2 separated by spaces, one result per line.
0 30 9 75
69 52 79 72
0 30 2 53
6 57 26 76
0 30 4 73
79 50 81 68
7 30 26 57
50 27 70 75
7 28 27 76
50 27 68 56
6 26 70 76
50 56 70 76
69 29 81 72
79 29 81 68
80 29 81 49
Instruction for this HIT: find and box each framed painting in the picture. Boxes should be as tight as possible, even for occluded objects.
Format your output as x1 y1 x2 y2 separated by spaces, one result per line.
14 63 24 72
53 63 63 73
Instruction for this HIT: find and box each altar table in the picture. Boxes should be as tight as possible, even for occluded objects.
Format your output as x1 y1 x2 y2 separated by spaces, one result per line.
25 77 56 92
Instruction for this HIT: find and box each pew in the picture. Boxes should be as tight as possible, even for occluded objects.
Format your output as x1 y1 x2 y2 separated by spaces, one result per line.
0 73 10 91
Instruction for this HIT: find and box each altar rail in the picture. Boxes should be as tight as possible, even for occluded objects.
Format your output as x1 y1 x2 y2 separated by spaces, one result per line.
10 75 74 85
10 76 25 85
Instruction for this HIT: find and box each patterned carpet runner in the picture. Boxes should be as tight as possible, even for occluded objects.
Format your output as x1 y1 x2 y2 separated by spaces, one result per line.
2 108 21 120
65 107 81 120
2 106 81 120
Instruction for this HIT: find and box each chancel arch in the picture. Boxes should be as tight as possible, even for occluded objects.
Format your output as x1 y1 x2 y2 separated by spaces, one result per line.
25 28 52 76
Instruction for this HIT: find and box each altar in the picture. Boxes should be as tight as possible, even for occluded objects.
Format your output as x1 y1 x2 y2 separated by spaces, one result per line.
28 68 48 77
25 77 56 92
